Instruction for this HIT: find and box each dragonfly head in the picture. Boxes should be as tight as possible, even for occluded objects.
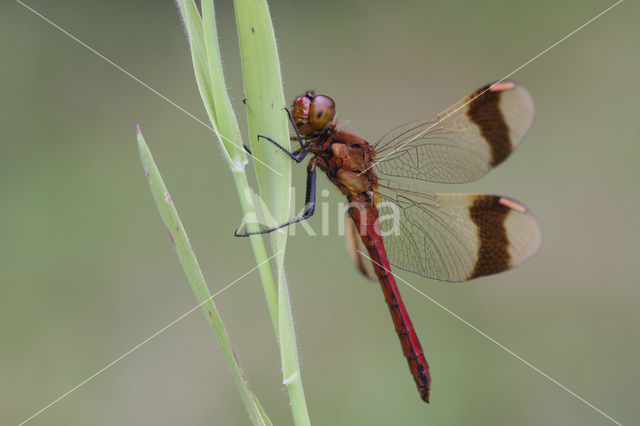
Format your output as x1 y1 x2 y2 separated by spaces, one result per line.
292 91 336 136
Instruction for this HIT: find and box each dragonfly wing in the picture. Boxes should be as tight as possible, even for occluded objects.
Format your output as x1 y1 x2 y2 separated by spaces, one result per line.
376 184 541 282
345 214 377 281
374 81 534 184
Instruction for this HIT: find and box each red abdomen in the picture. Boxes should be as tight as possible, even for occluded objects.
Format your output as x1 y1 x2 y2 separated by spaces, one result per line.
349 201 431 402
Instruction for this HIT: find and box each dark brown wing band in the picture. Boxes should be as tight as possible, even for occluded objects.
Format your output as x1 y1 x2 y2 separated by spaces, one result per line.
468 195 512 279
467 81 514 168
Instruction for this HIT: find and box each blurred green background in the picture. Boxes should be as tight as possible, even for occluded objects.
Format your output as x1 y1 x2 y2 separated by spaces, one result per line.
2 0 638 425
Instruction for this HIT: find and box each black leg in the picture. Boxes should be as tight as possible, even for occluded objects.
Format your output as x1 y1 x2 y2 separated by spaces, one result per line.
251 105 308 158
235 161 317 236
256 134 309 163
243 144 252 155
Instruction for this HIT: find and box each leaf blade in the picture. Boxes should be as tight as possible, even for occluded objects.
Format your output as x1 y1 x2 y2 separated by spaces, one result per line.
137 127 272 426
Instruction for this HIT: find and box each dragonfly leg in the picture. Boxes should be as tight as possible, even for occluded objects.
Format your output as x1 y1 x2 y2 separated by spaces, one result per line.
235 160 317 236
256 134 310 163
250 104 307 156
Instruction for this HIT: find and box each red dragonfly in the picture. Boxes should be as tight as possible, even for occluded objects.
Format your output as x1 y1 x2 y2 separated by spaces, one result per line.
237 80 541 403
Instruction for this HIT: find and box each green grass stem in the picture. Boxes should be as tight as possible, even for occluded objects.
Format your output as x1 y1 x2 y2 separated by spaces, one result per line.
144 1 313 424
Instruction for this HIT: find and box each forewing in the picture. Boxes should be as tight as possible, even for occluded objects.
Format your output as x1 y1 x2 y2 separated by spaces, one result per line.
376 183 541 282
374 81 534 183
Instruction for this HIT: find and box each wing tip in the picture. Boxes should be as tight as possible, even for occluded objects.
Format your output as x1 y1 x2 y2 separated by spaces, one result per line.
492 80 535 148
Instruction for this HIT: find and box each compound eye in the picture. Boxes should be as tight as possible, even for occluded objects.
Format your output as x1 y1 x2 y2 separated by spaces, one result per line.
308 95 335 130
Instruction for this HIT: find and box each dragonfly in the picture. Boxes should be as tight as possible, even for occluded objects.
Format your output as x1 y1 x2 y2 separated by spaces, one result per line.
237 80 541 403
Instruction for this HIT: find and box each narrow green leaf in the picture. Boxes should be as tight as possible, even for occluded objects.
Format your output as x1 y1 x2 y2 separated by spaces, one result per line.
137 127 272 426
176 1 309 423
175 0 236 164
235 1 311 425
234 0 291 231
178 0 279 342
201 0 244 162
